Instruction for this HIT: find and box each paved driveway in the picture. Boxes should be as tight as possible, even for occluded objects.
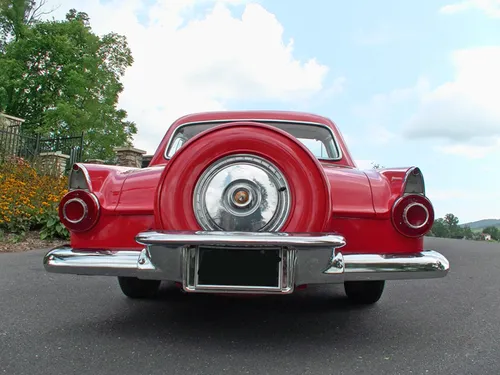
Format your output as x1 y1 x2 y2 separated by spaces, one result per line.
1 237 499 374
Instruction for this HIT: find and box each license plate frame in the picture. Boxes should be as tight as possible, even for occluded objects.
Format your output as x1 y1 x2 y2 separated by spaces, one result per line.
182 245 296 294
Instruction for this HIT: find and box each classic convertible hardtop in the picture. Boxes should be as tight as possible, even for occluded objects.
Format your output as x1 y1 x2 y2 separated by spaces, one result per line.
148 110 356 167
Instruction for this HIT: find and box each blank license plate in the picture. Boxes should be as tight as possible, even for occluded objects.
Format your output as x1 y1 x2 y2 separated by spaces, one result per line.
196 247 282 288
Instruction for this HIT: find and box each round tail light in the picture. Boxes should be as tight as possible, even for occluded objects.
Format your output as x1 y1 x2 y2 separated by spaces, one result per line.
403 202 429 229
392 194 434 237
59 190 100 232
63 198 88 224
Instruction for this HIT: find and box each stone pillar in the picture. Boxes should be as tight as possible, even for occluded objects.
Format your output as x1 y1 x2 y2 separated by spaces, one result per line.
38 151 70 177
114 146 147 168
141 155 153 168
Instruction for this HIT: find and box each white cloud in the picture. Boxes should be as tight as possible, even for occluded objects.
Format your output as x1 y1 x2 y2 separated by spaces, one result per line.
440 0 500 18
43 0 334 153
400 46 500 158
355 46 500 159
353 76 430 120
426 188 472 201
351 76 430 146
436 138 500 159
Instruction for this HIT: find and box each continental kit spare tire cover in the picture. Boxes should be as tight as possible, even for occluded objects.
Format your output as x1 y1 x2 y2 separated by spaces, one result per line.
154 121 332 232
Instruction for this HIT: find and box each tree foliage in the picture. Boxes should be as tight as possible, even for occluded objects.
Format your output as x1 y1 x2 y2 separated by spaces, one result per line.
429 213 498 241
0 0 56 49
483 226 499 241
0 1 136 160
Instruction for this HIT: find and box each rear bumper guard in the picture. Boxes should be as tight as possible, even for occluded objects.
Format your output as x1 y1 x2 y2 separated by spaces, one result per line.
43 230 450 294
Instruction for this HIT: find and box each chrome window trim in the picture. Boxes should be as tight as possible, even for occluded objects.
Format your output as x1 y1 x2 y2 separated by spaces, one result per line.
162 119 343 161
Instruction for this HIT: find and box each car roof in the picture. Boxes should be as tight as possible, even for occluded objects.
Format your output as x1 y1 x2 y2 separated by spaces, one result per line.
172 110 334 126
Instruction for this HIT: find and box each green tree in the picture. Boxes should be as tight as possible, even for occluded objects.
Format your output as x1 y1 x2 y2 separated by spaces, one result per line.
443 213 459 228
0 0 55 48
0 3 136 160
431 218 449 238
442 213 464 238
462 225 474 240
483 226 499 241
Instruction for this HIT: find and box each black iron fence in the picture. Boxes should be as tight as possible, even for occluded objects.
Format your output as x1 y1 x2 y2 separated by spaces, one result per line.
0 129 84 171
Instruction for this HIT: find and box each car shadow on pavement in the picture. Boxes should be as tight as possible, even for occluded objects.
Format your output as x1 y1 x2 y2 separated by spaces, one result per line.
60 281 417 351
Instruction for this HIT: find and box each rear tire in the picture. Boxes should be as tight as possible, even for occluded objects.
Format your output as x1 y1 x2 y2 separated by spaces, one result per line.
344 280 385 305
118 277 161 299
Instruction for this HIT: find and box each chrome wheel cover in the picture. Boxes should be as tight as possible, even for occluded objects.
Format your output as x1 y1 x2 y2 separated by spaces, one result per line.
193 154 291 232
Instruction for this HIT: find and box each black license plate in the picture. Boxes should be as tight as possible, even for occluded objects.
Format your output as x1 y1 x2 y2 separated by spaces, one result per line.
196 247 282 288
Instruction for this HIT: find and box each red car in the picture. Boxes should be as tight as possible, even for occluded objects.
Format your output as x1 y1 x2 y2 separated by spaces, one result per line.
44 110 449 305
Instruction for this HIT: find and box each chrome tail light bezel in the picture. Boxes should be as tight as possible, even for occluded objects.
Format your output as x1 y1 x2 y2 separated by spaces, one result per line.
59 189 100 232
392 193 435 238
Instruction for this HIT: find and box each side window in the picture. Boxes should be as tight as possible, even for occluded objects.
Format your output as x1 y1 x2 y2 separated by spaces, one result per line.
298 138 330 158
167 137 185 158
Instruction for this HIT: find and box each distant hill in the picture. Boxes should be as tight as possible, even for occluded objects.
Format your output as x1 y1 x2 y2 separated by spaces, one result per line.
461 219 500 230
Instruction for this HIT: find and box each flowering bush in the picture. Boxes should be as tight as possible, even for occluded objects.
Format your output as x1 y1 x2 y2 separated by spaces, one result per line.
0 156 69 239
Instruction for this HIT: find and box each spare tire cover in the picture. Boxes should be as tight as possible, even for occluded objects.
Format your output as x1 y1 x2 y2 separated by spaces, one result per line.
155 121 332 232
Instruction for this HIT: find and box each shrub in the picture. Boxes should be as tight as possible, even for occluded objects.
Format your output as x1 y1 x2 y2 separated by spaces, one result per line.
0 156 69 240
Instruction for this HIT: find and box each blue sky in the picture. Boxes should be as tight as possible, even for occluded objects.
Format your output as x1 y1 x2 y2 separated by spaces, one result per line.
47 0 500 223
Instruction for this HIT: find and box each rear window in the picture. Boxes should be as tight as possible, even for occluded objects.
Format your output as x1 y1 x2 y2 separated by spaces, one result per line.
165 121 341 160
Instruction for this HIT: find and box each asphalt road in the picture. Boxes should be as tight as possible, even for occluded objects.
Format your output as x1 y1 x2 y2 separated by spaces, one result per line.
1 238 499 375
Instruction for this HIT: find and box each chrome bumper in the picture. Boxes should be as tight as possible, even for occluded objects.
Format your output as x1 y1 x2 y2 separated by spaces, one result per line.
43 231 450 294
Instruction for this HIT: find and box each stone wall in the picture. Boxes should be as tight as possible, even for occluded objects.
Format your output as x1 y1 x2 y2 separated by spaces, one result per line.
141 155 153 168
38 151 70 177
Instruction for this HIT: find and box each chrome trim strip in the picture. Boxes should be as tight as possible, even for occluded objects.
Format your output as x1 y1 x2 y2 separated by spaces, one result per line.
43 246 142 277
162 118 343 162
343 250 449 281
403 166 425 195
135 230 346 248
69 163 93 191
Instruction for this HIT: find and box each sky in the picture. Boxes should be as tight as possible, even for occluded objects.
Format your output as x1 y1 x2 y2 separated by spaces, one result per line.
41 0 500 223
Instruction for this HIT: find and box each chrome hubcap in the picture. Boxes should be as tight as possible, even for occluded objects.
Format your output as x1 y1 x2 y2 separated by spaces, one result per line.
193 154 291 232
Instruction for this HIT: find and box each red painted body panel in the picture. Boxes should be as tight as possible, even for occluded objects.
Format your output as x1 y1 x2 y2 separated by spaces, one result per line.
363 168 414 217
71 214 155 249
328 217 423 253
66 111 426 255
78 164 136 213
321 163 376 218
115 166 164 215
